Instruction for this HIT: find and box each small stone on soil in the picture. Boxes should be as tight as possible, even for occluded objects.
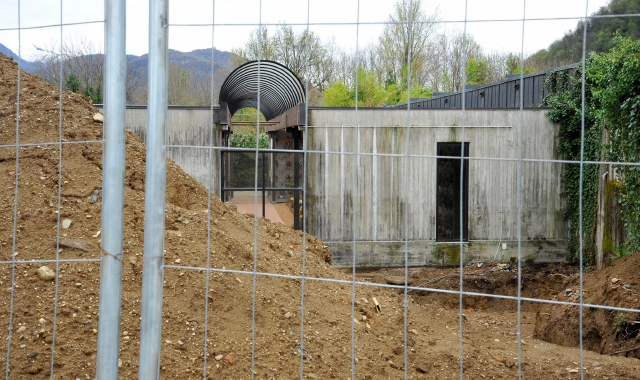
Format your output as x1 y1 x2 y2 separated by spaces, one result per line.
36 266 56 281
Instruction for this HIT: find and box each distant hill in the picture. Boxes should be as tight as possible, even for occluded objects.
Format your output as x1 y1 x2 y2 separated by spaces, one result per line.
0 44 237 104
0 43 236 82
529 0 640 68
127 48 235 76
0 43 37 72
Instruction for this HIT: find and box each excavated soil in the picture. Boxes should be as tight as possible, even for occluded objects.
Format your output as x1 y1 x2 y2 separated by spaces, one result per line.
363 262 579 313
1 53 640 379
535 253 640 359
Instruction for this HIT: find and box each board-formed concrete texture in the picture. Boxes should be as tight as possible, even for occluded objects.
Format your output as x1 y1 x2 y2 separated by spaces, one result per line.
119 106 224 196
113 106 567 267
325 240 568 268
306 109 566 267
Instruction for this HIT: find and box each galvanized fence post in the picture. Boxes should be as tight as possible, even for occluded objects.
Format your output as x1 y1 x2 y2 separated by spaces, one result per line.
96 0 127 378
139 0 169 378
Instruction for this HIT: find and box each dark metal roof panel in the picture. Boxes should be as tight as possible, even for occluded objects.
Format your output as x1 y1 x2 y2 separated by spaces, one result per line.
392 63 578 110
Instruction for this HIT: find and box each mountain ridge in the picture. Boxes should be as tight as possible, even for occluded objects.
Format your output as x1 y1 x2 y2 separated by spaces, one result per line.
0 43 38 72
0 43 235 76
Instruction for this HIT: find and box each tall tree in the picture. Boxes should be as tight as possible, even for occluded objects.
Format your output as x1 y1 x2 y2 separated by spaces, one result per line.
234 24 336 91
432 30 482 92
376 0 439 89
167 63 219 106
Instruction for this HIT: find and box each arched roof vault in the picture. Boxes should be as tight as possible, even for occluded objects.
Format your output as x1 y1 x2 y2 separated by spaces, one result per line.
219 60 306 121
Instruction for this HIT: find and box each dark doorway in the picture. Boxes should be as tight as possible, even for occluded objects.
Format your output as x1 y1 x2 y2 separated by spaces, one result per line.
436 142 469 241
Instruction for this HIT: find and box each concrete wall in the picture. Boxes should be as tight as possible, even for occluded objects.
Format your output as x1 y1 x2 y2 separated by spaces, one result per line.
306 109 567 267
117 106 568 267
117 107 223 196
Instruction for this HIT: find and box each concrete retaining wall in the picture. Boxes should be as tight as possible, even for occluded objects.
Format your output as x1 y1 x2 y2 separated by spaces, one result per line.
115 106 568 267
112 106 223 196
306 109 567 267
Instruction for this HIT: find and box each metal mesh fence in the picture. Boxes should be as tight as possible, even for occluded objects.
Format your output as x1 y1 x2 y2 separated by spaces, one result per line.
2 0 640 379
1 1 113 379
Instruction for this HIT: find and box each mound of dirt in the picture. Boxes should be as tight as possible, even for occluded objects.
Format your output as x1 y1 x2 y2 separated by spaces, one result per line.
535 253 640 358
2 52 640 379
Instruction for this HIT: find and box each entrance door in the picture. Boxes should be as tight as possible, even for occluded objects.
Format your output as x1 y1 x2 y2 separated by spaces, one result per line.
436 143 469 241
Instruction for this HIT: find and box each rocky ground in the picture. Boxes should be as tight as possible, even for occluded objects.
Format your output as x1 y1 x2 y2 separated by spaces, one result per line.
1 53 640 379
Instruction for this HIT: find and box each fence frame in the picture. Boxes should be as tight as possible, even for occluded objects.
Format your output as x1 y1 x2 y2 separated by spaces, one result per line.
95 0 127 379
138 0 169 378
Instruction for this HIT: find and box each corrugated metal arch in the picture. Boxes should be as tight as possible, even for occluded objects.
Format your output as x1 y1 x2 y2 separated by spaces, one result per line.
219 60 305 121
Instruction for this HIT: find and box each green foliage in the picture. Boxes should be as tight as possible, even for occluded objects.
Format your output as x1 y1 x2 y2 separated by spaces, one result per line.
612 311 636 336
322 68 389 107
228 132 268 188
505 53 522 76
466 56 490 85
323 81 354 107
387 83 433 104
66 73 101 103
231 107 267 125
544 35 640 263
531 0 640 69
588 35 640 253
544 65 601 264
611 246 632 260
83 84 102 104
66 73 81 93
508 65 532 76
229 132 268 149
354 68 389 107
323 67 432 107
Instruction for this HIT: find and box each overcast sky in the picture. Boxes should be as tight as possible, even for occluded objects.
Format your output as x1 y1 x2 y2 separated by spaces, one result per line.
0 0 612 60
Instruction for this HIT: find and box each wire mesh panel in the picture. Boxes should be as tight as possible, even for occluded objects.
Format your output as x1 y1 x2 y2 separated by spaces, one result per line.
3 0 640 379
0 1 122 379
